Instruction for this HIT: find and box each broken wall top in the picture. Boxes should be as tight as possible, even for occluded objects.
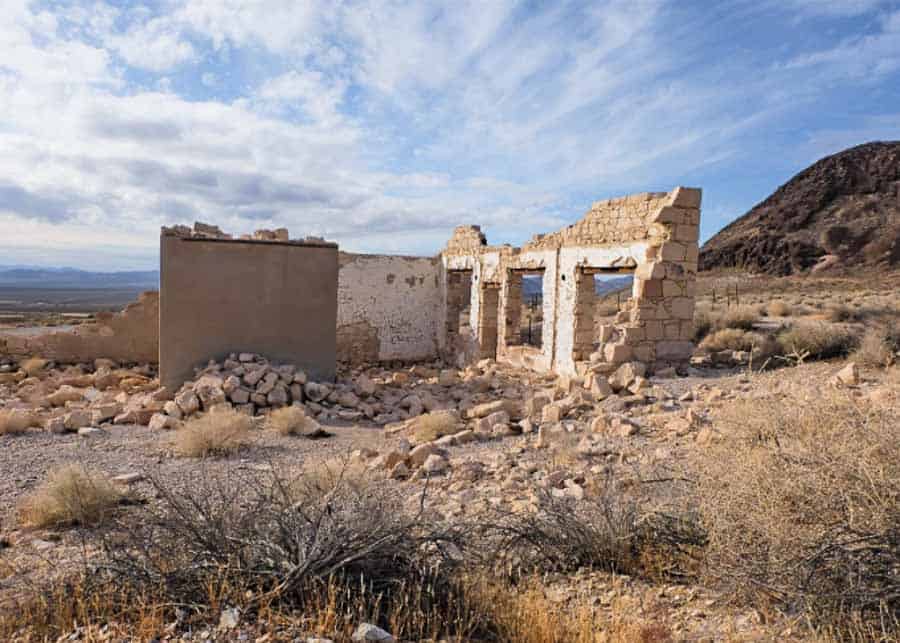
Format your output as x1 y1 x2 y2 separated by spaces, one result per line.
161 222 337 248
442 187 701 257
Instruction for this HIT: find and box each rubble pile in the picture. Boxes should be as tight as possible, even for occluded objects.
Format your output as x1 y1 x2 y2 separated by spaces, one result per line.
0 356 165 434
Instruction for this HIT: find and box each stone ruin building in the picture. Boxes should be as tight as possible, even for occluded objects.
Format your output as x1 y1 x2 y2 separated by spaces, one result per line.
0 187 701 388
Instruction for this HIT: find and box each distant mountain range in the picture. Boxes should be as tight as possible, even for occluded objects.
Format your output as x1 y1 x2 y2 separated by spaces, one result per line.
0 266 159 289
522 274 632 297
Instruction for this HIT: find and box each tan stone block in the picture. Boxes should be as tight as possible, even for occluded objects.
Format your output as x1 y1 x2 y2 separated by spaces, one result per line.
671 297 694 320
633 343 654 362
679 321 695 341
601 342 626 363
662 280 683 297
684 245 699 263
664 321 682 339
635 261 665 280
635 278 663 299
623 326 644 343
675 225 699 242
667 187 702 209
644 321 663 340
660 243 686 262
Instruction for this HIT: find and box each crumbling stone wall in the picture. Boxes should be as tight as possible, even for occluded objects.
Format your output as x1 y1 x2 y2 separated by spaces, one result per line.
0 291 159 364
337 253 441 364
440 187 701 376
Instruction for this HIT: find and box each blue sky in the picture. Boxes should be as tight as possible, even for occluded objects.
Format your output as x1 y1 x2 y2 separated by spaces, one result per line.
1 0 899 270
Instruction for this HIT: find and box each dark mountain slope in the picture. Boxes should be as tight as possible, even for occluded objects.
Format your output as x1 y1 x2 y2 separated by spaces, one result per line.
700 141 900 275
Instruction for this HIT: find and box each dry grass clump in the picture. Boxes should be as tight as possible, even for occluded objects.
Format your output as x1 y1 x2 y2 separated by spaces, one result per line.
19 357 48 377
778 321 859 360
0 409 39 435
699 328 758 353
18 465 123 529
698 390 900 637
767 300 792 317
852 328 896 368
719 305 759 330
411 410 459 443
825 303 865 323
173 409 252 457
266 405 315 436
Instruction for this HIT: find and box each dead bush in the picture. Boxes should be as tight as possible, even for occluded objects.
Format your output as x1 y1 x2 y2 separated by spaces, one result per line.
267 405 315 436
767 300 792 317
852 328 895 368
2 463 697 641
699 328 756 353
698 390 900 635
0 409 38 435
778 321 859 360
18 465 123 529
173 409 251 457
412 410 459 443
719 305 759 330
472 480 704 583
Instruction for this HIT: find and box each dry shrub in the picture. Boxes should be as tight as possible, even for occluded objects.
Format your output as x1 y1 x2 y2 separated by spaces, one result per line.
778 321 859 360
267 405 315 436
0 409 38 435
473 482 704 583
699 329 782 362
698 390 900 636
411 410 459 443
767 300 792 317
19 357 48 377
692 304 714 342
852 328 895 368
174 409 251 457
2 465 691 642
719 305 759 330
825 303 869 323
18 465 123 529
699 328 756 352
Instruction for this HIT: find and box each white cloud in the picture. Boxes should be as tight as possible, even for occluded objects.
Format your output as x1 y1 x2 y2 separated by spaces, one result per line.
0 0 898 269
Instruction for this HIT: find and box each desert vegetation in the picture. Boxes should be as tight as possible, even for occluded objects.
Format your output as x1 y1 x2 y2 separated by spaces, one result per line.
173 408 252 457
17 465 123 529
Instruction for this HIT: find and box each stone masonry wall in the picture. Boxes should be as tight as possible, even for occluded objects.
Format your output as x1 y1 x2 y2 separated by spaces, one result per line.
440 186 702 376
0 291 160 364
337 253 441 364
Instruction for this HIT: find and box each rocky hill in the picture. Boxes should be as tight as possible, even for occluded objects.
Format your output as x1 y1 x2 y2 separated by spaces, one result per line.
700 141 900 275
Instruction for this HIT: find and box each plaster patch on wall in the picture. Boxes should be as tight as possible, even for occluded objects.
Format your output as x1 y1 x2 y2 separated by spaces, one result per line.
338 253 441 363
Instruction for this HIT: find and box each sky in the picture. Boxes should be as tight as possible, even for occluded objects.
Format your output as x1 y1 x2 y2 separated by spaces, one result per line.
1 0 899 271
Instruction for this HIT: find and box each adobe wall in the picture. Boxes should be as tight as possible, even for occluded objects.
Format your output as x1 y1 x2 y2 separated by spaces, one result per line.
337 252 441 364
159 226 338 391
440 186 702 376
0 291 159 364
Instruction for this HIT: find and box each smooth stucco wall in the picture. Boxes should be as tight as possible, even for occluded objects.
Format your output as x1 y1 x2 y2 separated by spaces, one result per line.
337 252 441 363
159 236 337 390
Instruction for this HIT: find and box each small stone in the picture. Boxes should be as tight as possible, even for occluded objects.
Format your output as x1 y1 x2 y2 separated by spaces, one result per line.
351 623 395 642
111 473 144 485
409 443 439 467
218 607 240 630
149 413 171 430
175 390 200 415
422 454 449 474
77 427 103 437
834 362 859 386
